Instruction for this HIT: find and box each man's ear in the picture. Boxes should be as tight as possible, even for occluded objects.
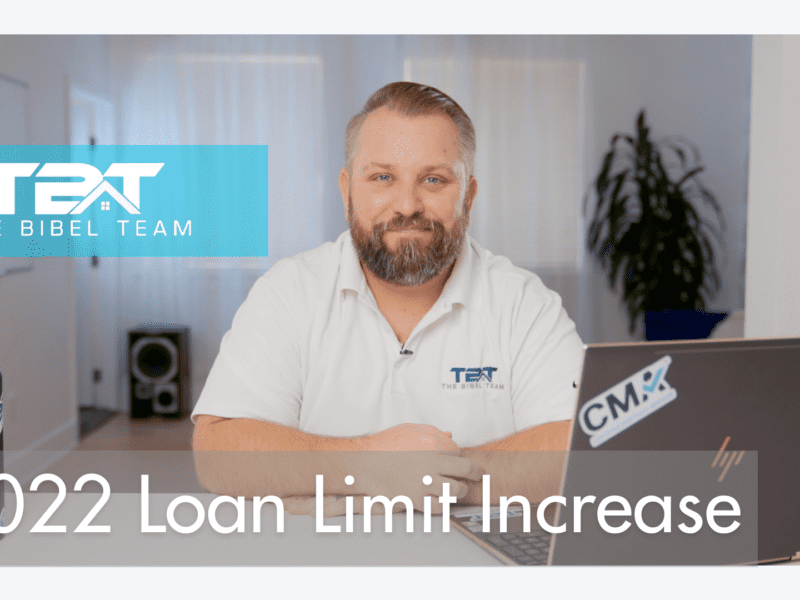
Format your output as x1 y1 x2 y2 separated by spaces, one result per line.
339 168 350 220
464 176 478 215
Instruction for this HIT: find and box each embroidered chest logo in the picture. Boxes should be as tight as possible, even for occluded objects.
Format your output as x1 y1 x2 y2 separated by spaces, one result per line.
442 367 504 390
578 355 677 447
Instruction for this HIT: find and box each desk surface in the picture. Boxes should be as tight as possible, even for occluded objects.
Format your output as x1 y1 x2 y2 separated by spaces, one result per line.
2 493 797 567
1 493 502 566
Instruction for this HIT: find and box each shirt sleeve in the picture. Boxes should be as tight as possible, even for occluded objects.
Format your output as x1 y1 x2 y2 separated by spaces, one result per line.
191 267 303 427
509 281 585 431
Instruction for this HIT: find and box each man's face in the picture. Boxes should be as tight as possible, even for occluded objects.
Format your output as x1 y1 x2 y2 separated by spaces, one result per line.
340 107 476 286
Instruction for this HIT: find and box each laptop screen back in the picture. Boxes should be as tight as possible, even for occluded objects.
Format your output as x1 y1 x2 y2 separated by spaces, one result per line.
551 338 800 564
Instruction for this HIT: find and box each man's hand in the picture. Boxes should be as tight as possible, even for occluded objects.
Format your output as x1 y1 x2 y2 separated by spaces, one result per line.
457 421 572 505
352 450 482 512
280 424 483 516
283 494 406 517
353 423 483 511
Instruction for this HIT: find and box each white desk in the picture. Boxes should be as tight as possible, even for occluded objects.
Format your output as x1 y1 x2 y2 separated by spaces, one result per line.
0 493 502 566
2 492 796 566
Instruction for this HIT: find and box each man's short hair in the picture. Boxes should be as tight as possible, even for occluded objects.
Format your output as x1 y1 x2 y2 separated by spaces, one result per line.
345 82 476 181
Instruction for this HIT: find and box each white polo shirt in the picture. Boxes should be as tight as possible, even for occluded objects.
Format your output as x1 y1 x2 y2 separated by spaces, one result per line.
192 231 584 447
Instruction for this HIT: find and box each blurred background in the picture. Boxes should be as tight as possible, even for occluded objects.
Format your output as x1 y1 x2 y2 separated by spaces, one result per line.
1 35 795 485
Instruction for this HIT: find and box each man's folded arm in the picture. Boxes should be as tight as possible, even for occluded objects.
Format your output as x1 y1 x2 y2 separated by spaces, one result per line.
193 415 367 499
457 419 571 506
193 416 481 505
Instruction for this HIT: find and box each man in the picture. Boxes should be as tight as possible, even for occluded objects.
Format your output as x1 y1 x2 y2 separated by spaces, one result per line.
192 82 583 514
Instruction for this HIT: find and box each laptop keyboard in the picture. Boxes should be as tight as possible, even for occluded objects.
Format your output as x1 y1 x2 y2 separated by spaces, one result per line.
486 531 552 565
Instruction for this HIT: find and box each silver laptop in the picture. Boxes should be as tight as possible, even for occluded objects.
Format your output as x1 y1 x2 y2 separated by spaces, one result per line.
452 337 800 565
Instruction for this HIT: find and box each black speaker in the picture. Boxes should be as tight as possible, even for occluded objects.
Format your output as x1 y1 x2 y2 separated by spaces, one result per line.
128 326 190 419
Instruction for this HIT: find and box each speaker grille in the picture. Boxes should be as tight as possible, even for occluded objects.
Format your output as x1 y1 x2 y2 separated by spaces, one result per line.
137 343 173 379
130 336 179 384
128 328 190 419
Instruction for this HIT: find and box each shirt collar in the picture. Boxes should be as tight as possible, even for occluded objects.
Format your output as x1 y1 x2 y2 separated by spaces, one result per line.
438 233 480 310
337 230 481 310
339 231 368 296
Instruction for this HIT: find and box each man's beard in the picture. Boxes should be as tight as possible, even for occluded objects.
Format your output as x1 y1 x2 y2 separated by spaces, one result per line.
348 197 469 287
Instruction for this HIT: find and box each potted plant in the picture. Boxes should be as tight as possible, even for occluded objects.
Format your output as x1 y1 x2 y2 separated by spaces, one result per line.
585 110 726 339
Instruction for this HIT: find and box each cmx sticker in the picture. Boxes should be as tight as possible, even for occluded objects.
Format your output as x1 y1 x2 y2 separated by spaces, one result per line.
578 355 678 447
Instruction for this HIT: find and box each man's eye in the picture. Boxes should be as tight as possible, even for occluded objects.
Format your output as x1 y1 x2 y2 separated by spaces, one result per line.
376 174 391 181
426 177 441 184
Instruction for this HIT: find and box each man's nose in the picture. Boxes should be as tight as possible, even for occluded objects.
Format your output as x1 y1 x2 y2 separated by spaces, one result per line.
392 180 424 216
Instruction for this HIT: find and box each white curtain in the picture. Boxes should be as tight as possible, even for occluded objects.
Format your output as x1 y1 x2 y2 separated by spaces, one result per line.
403 56 584 269
97 35 590 410
397 36 588 328
103 36 326 407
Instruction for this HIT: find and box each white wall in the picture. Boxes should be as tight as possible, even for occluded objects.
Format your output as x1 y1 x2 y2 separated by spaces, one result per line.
744 36 800 338
583 36 752 342
0 36 111 482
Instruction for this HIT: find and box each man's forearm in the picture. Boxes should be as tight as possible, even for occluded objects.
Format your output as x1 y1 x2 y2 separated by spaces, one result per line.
192 417 475 506
458 421 571 505
193 417 369 498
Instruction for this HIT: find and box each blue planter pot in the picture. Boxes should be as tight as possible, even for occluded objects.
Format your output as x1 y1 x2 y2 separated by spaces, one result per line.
644 309 728 341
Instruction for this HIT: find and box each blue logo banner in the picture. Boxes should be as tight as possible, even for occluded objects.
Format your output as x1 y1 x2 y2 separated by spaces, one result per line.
0 145 269 257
